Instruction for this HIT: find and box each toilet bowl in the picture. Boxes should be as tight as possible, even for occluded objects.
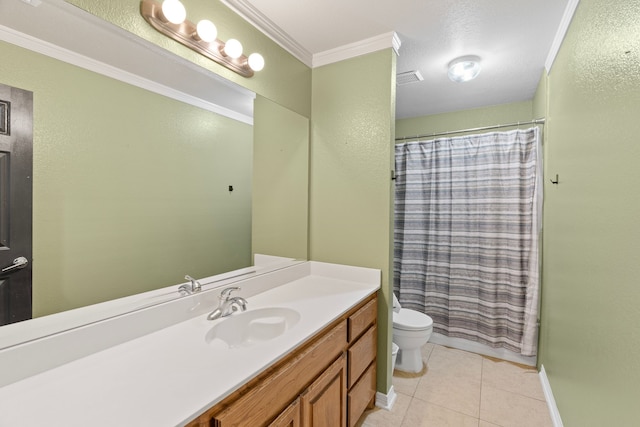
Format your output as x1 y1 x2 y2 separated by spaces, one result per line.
392 293 433 373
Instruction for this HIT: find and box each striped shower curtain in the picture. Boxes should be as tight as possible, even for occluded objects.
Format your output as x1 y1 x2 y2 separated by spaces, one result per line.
394 127 541 356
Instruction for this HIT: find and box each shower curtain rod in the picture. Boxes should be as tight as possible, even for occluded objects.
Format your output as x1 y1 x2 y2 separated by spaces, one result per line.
394 118 546 142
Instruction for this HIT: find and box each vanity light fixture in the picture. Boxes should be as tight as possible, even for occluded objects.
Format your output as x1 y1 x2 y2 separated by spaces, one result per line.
140 0 265 78
447 55 481 83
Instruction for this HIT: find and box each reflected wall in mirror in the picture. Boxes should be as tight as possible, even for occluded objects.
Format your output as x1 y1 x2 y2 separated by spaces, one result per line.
1 38 253 317
253 96 309 260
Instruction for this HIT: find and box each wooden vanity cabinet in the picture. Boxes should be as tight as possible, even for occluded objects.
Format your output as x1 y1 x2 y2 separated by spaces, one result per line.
187 294 377 427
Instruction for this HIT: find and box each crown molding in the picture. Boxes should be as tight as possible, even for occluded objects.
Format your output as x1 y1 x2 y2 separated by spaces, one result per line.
221 0 400 68
392 32 402 56
545 0 580 73
220 0 313 67
313 31 399 68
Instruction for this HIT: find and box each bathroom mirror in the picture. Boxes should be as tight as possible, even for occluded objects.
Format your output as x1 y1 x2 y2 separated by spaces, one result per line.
0 0 309 346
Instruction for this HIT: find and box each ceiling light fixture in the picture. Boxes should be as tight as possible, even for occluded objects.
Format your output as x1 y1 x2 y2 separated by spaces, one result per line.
447 55 481 83
141 0 265 78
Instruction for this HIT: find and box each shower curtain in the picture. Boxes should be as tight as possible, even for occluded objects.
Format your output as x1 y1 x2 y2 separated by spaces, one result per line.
394 127 541 356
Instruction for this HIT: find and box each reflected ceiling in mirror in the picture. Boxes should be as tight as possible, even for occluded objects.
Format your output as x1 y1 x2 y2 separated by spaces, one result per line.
0 0 255 123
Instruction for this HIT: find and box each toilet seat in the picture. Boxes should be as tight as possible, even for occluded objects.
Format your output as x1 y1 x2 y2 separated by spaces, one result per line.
393 308 433 331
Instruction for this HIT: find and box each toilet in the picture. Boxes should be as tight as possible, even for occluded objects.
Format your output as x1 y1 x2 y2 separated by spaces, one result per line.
392 292 433 373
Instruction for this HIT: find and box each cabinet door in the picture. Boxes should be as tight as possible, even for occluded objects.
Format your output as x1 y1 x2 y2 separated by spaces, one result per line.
301 354 347 427
269 398 301 427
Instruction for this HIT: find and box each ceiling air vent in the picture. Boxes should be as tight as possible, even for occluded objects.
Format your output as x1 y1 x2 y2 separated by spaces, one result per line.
397 70 424 85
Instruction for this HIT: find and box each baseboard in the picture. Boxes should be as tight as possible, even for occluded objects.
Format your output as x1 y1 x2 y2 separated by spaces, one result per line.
539 365 564 427
375 385 397 411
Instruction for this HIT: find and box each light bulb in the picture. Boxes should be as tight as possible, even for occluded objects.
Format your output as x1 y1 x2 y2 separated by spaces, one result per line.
196 20 217 42
161 0 186 25
248 53 265 72
224 39 243 59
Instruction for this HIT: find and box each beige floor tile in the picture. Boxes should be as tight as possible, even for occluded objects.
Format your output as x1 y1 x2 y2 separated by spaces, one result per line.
414 368 481 417
401 399 479 427
480 385 553 427
355 391 411 427
481 358 545 401
359 344 551 427
393 369 423 397
422 342 436 361
427 345 484 381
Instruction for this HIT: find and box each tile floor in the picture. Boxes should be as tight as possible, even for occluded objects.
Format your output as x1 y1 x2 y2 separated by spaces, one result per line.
356 344 553 427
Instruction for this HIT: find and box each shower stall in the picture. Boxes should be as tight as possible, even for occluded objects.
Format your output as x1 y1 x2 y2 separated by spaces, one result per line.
393 125 543 365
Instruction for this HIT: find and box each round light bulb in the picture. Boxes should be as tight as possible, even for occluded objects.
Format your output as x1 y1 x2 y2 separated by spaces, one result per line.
161 0 186 25
248 53 265 72
224 39 243 59
447 55 481 83
196 20 217 42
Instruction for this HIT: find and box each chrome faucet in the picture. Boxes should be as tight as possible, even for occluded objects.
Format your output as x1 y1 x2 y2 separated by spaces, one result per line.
207 286 248 320
179 275 202 295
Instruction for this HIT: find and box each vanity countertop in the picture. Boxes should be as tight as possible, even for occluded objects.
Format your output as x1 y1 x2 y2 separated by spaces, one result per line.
0 261 380 426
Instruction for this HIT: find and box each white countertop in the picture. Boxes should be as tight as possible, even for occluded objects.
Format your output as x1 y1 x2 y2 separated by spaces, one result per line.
0 261 380 426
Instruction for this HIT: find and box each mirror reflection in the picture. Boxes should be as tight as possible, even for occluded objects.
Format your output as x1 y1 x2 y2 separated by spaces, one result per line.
0 0 309 339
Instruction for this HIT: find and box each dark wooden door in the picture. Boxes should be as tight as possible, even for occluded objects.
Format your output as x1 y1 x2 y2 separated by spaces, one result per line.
0 83 33 326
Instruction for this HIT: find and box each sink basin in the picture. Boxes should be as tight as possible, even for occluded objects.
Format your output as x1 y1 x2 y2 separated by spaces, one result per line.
205 307 300 348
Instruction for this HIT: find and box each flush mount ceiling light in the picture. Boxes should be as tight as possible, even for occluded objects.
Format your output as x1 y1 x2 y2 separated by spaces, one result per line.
140 0 264 78
448 55 481 83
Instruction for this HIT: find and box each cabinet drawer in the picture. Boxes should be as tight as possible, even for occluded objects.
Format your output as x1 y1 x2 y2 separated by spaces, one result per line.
348 297 377 342
347 362 376 427
347 325 376 388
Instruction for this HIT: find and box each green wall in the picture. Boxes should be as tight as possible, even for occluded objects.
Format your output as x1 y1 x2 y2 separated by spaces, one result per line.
65 0 312 118
252 96 309 260
310 49 396 394
539 0 640 424
0 40 252 316
396 100 534 139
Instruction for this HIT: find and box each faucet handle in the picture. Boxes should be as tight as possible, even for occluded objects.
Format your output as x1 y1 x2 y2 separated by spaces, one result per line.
220 286 241 299
184 275 202 292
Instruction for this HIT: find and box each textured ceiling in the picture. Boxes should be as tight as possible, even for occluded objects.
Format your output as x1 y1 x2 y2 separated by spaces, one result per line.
227 0 573 119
